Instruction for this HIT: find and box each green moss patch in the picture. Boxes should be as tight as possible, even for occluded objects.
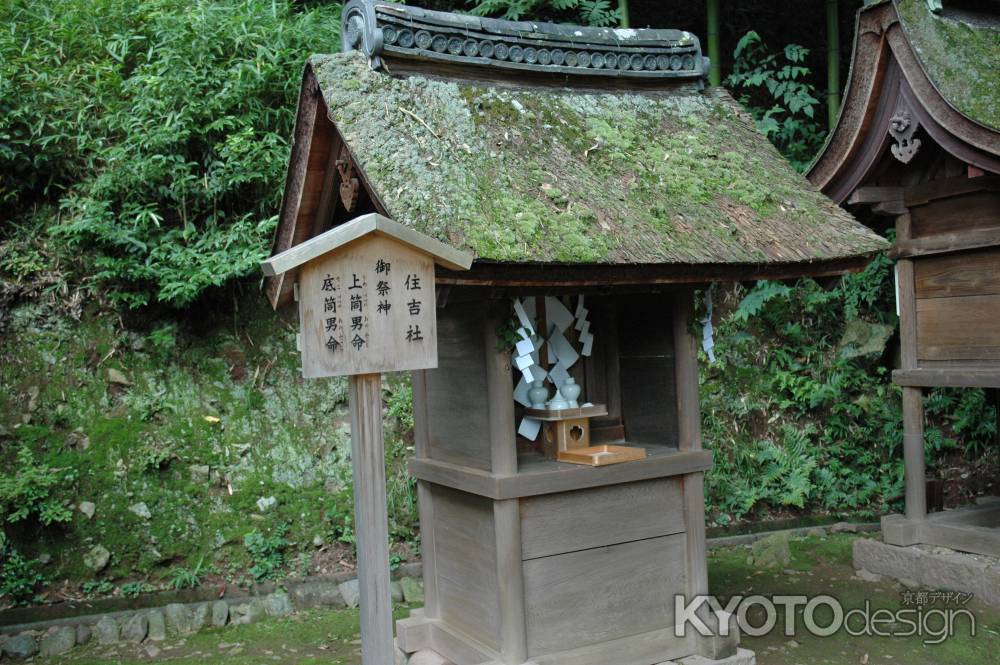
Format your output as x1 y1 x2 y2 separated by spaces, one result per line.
0 295 417 598
310 53 886 267
896 0 1000 130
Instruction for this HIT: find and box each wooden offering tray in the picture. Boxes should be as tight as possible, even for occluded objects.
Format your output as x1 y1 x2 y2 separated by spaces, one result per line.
556 444 647 467
524 404 608 420
524 403 646 466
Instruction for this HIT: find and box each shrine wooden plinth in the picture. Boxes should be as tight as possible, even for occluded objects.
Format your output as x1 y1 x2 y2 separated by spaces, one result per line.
396 290 736 665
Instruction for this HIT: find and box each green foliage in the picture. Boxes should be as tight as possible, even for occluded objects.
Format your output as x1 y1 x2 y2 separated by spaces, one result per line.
725 31 825 171
0 545 46 605
245 526 289 582
386 381 415 435
0 0 342 307
730 281 792 324
495 315 523 353
169 557 206 590
82 580 115 596
925 389 998 458
0 240 47 281
701 257 997 524
384 378 418 544
0 442 75 528
120 581 155 598
147 323 179 358
470 0 622 26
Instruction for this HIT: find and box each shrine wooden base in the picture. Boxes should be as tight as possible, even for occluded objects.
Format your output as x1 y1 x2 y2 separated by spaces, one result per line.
400 292 740 665
404 447 738 665
883 497 1000 557
397 607 741 665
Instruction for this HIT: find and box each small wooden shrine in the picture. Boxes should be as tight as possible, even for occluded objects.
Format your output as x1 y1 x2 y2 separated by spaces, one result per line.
808 0 1000 555
267 2 886 663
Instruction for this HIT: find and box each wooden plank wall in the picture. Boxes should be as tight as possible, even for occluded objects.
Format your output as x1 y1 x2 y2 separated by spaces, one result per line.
910 190 1000 238
425 299 492 470
430 484 502 651
906 180 1000 365
616 294 679 447
519 478 684 560
583 298 622 436
522 533 687 656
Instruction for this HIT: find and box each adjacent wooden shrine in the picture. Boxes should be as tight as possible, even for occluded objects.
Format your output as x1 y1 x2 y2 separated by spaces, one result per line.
808 0 1000 556
266 2 886 664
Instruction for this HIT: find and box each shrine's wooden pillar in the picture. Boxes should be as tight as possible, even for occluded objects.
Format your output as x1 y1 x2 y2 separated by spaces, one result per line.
896 212 927 525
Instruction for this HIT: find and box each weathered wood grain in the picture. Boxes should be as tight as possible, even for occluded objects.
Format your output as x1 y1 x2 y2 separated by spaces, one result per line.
429 620 499 665
412 369 431 458
682 473 709 600
522 534 687 656
415 481 440 619
916 294 1000 361
348 373 394 665
308 132 343 238
395 613 432 653
896 213 918 371
426 300 492 470
525 625 693 665
484 307 518 475
848 186 903 205
263 212 473 276
410 448 713 500
904 175 1000 208
890 228 1000 260
519 478 684 560
555 444 647 466
493 499 527 664
884 502 1000 557
672 290 700 452
914 249 1000 299
298 235 437 378
265 76 324 308
430 485 501 650
910 190 1000 238
902 386 927 522
893 368 1000 388
920 521 1000 558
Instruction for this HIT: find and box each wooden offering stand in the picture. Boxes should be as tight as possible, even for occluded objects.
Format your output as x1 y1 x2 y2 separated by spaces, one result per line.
525 404 647 467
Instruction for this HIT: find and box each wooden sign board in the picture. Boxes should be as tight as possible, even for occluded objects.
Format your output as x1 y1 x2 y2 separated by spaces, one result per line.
298 235 437 378
263 216 470 664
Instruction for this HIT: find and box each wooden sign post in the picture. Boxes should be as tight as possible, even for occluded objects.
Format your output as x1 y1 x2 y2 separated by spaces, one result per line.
262 213 472 664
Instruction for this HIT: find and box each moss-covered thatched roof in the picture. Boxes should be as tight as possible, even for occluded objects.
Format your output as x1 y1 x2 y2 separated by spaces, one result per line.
895 0 1000 131
308 52 884 267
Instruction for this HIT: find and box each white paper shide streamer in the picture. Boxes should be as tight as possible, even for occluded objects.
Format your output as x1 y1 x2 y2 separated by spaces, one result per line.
512 296 595 441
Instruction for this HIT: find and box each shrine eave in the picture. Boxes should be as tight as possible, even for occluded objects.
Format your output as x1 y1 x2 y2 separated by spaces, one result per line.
808 0 1000 201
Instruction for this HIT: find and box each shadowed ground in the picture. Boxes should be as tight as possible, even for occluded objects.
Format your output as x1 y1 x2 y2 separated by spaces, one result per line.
39 534 1000 665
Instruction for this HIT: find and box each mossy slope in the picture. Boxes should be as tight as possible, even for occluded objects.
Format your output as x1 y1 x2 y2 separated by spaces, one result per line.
0 295 416 594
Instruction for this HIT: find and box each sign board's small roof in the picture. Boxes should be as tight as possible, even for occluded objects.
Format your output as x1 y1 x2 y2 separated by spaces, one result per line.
262 213 473 277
